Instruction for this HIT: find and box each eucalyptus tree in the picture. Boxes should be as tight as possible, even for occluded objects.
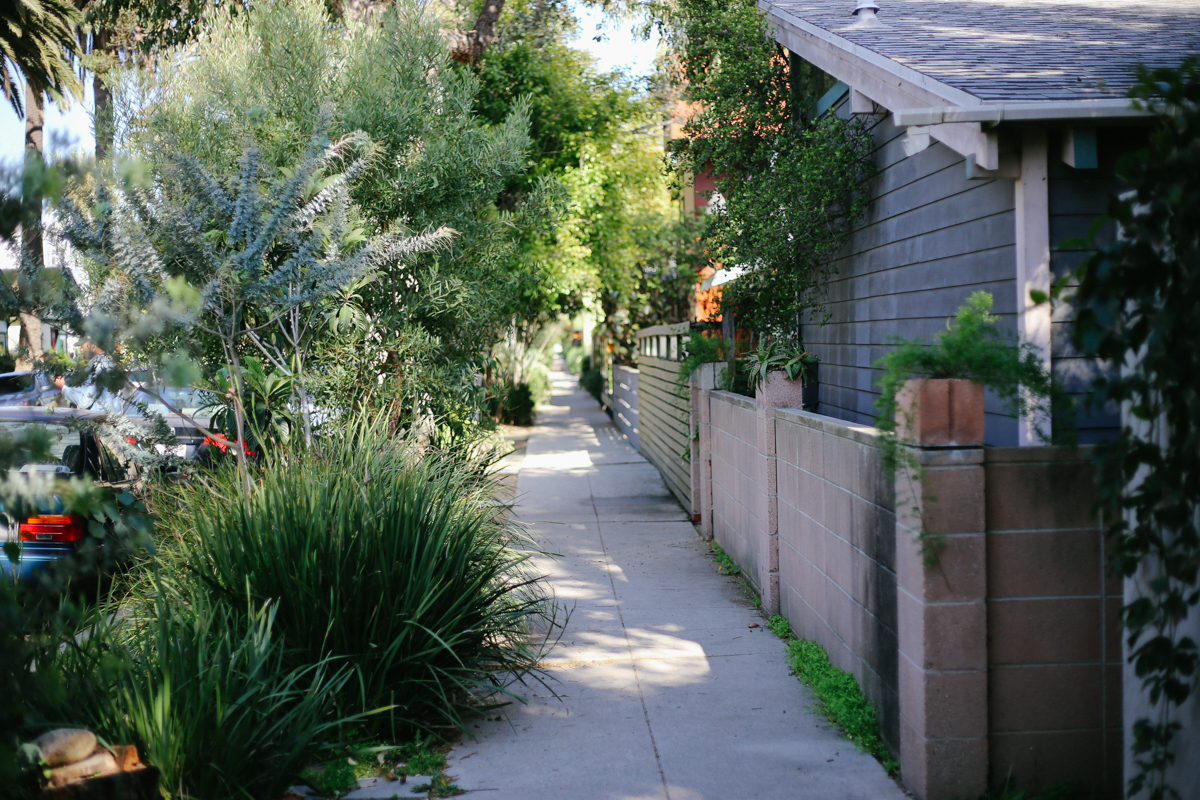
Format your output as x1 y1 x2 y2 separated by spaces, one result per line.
106 0 556 432
58 126 450 490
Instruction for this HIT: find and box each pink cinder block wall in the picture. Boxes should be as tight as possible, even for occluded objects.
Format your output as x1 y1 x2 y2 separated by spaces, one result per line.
984 447 1121 799
773 409 901 753
708 393 762 589
690 386 1121 798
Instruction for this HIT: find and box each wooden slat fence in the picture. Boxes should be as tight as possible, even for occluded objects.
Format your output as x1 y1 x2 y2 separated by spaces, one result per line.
635 324 692 512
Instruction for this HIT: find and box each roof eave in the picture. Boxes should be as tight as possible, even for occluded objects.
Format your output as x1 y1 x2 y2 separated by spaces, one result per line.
893 100 1151 127
760 1 984 110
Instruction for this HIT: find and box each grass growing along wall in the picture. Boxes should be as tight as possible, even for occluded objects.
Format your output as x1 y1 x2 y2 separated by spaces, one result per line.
767 615 898 775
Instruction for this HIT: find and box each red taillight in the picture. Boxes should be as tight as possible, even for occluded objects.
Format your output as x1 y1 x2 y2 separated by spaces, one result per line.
19 514 85 543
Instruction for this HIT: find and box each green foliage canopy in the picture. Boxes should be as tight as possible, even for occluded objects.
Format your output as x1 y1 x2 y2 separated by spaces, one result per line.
97 0 556 430
661 0 875 340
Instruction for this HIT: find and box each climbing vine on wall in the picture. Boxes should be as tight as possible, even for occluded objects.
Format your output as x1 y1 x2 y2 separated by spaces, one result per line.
662 0 875 341
1054 59 1200 800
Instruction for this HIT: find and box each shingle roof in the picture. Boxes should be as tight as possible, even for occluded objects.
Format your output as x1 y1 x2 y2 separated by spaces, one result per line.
766 0 1200 103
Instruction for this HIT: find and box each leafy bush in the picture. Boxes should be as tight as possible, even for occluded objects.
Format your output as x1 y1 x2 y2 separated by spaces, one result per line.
874 291 1063 473
675 330 725 388
49 586 352 800
1056 59 1200 800
872 292 1062 564
664 0 875 338
155 417 555 735
563 345 586 376
579 355 603 401
486 378 536 426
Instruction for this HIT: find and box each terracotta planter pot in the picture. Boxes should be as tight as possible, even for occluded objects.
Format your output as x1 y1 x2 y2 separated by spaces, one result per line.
895 378 984 446
756 369 806 409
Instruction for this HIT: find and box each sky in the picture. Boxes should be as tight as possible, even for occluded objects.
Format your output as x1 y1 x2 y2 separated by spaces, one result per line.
0 3 658 166
571 2 661 77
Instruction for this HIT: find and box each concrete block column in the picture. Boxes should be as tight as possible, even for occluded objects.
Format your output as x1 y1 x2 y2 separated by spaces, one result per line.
755 405 780 615
895 380 989 800
690 380 702 522
693 363 722 541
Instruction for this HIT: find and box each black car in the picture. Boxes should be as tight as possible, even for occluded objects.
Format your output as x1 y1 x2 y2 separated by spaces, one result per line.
0 406 138 583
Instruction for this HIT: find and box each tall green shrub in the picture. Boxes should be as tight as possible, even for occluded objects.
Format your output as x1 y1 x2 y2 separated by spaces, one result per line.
663 0 875 340
154 417 555 734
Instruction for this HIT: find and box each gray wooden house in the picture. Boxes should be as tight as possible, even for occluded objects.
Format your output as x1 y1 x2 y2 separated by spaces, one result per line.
761 0 1200 446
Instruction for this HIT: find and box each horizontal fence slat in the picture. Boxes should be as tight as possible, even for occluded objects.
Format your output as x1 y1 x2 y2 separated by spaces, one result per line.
634 353 693 512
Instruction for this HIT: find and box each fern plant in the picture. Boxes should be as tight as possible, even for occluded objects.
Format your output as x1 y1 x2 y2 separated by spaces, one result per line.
873 292 1063 562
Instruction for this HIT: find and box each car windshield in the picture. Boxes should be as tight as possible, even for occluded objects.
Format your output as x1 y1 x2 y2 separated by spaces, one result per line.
129 386 212 417
0 421 80 475
0 375 35 395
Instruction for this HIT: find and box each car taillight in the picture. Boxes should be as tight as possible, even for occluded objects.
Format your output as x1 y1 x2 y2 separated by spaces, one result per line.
19 514 85 543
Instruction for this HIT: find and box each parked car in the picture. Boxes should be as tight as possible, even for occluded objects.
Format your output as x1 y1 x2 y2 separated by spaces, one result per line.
0 406 139 584
122 384 216 460
0 371 59 407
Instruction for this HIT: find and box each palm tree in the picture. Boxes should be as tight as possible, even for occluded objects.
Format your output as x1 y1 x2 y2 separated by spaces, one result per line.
2 0 82 363
1 0 82 119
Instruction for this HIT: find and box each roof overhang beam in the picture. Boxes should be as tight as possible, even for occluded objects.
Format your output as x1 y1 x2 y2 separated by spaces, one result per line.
894 100 1150 127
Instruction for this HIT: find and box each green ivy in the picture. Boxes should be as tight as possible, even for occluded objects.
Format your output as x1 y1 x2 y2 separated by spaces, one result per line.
663 0 875 340
1054 59 1200 800
767 616 898 775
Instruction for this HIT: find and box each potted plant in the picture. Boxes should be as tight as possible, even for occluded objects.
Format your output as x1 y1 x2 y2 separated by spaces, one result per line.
746 339 819 410
874 291 1063 562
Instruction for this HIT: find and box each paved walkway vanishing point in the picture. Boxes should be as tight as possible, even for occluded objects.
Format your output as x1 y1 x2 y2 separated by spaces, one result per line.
447 363 907 800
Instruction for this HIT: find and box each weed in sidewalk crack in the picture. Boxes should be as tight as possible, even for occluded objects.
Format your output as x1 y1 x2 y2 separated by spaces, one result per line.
766 615 899 776
711 542 741 575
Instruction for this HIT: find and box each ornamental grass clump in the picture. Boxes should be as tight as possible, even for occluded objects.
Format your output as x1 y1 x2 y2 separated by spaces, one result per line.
48 585 354 800
158 416 556 735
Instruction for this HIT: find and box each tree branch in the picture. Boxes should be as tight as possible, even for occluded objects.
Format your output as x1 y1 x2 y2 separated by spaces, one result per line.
447 0 506 65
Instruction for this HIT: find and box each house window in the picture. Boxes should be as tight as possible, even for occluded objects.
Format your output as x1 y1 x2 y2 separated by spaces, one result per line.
788 53 842 122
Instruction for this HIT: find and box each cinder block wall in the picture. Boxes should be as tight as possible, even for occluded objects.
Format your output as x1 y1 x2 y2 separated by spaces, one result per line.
709 392 762 590
690 386 1121 799
774 408 901 752
983 447 1121 799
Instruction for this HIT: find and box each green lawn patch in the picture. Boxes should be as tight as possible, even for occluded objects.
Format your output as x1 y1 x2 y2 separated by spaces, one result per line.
767 615 898 775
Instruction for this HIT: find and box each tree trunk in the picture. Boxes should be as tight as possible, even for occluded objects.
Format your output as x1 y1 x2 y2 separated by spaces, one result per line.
16 314 41 369
447 0 506 64
19 79 45 369
93 29 113 161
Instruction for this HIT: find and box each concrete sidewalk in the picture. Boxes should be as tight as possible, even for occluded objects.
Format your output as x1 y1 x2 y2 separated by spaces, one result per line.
447 366 906 800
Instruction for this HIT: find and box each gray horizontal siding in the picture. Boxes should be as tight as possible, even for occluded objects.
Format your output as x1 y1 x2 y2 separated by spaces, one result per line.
1047 128 1146 443
805 101 1019 445
636 357 692 511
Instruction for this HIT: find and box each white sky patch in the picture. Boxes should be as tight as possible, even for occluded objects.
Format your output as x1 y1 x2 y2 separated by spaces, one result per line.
571 2 660 78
